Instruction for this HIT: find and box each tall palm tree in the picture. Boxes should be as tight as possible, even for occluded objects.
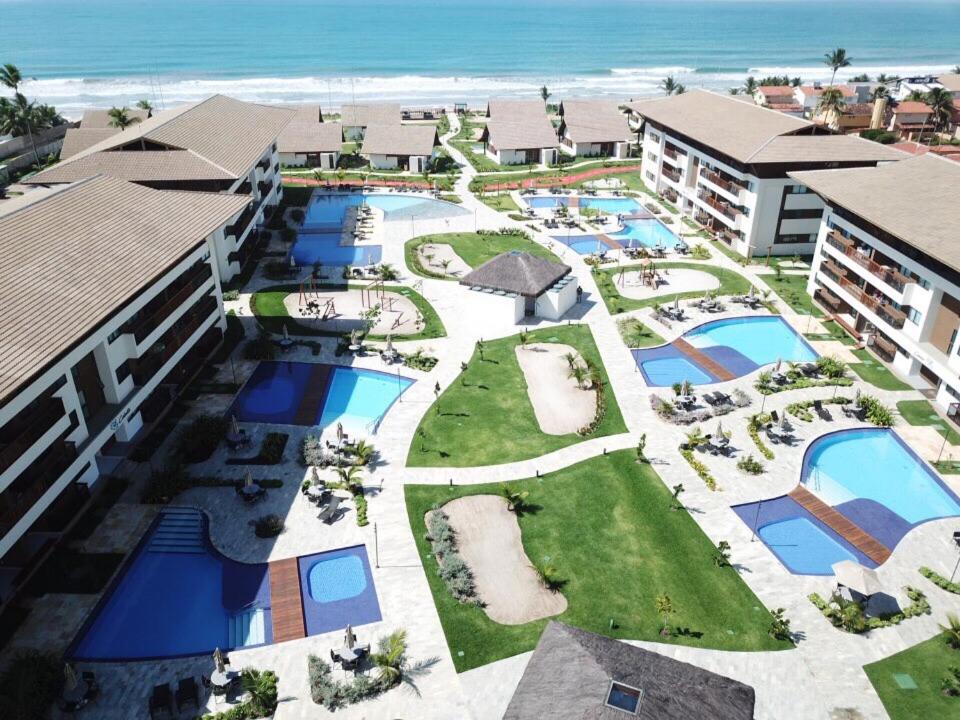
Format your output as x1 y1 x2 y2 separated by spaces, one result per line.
870 85 890 102
674 84 687 95
659 76 678 96
107 106 140 130
926 87 954 132
953 65 960 75
742 76 758 96
0 93 48 166
817 86 846 124
539 85 550 103
823 47 851 86
0 63 23 92
135 99 153 114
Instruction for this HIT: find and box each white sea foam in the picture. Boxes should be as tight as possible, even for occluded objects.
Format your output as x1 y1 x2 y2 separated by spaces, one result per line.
5 63 954 117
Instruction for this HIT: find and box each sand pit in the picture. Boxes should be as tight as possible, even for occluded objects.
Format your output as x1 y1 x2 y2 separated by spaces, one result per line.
442 495 567 625
284 287 422 335
516 343 595 435
615 267 720 300
417 243 471 278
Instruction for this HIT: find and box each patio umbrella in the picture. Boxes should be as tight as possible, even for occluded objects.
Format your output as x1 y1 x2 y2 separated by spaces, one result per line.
681 379 691 396
831 560 882 597
282 324 289 342
64 663 78 692
213 648 226 674
244 470 254 488
715 420 724 439
289 254 297 269
748 285 755 299
779 411 789 430
385 335 394 355
345 625 356 650
774 358 782 373
673 296 680 312
349 329 359 347
336 422 344 443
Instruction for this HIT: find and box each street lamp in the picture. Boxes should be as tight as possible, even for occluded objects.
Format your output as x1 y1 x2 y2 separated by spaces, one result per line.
950 531 960 583
936 402 960 465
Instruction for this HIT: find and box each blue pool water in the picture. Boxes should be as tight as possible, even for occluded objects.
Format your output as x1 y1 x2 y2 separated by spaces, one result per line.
292 230 383 267
303 192 467 229
639 356 713 387
568 237 607 255
299 545 381 636
232 362 413 430
579 197 642 214
803 429 960 525
610 218 681 249
320 367 413 433
758 517 860 575
685 316 817 367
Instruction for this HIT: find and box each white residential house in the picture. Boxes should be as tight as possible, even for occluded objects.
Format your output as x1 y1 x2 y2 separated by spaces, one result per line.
359 125 440 172
625 89 904 258
340 103 401 141
0 175 248 602
794 155 960 412
557 100 630 159
27 94 294 284
794 84 856 117
888 101 935 140
480 118 558 166
754 86 804 116
278 122 343 169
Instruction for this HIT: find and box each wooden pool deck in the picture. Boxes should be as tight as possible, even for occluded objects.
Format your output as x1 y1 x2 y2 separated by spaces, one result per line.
788 485 891 565
269 558 306 643
292 364 333 426
673 337 735 382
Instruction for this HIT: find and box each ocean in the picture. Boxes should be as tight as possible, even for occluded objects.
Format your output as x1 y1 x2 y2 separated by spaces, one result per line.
2 0 958 115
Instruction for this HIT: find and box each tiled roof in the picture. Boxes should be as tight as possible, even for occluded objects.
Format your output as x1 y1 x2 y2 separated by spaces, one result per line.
481 118 558 151
558 100 631 143
799 85 856 98
486 100 549 122
339 103 401 127
27 149 235 185
360 124 439 156
757 86 796 96
750 135 905 163
80 108 150 129
0 175 250 403
278 122 343 153
59 128 120 159
894 101 932 114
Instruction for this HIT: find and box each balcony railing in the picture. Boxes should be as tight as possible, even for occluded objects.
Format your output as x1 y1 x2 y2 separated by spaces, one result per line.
815 287 844 312
872 334 899 362
0 398 66 476
132 297 218 385
227 202 259 239
697 189 740 220
663 146 681 161
256 158 270 173
701 169 742 196
825 230 912 292
257 180 272 199
821 259 847 284
0 439 77 537
662 187 678 203
833 274 906 330
236 181 252 195
122 265 213 344
662 166 681 183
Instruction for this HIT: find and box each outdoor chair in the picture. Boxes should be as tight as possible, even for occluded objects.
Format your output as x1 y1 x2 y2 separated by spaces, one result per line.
149 684 174 719
330 648 342 663
813 400 830 420
318 496 343 524
176 677 199 714
801 363 820 377
82 672 100 704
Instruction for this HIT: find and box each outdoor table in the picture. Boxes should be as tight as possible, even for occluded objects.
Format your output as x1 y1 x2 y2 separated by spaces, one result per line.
306 485 327 502
240 484 262 498
210 669 236 693
339 646 362 663
278 337 294 352
678 395 695 406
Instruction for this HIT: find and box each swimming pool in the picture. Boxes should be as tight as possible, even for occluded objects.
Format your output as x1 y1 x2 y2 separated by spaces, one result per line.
292 230 383 266
803 428 960 525
567 237 608 254
758 517 860 575
298 545 381 636
638 355 713 387
231 362 413 431
610 218 681 249
685 316 817 368
525 195 641 215
302 192 467 229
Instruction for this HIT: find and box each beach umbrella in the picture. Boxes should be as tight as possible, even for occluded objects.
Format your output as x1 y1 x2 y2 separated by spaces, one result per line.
289 254 296 269
231 415 241 437
681 379 691 396
282 323 289 341
64 663 78 692
673 295 680 312
213 648 226 674
831 560 882 597
385 334 394 355
345 625 356 650
244 470 254 488
715 420 724 439
779 411 789 430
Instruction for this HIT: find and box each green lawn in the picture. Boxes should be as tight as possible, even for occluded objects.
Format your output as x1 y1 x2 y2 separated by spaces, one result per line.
848 348 912 391
896 400 960 445
250 283 446 341
404 231 561 280
405 451 792 672
470 161 640 190
763 273 823 317
864 635 960 720
593 262 752 315
804 319 856 346
478 193 521 213
617 316 664 348
407 325 626 467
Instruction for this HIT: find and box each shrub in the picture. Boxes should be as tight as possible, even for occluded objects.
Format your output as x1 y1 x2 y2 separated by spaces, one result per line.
140 464 190 503
281 227 296 244
404 348 438 371
307 652 390 709
176 414 228 463
222 289 240 302
809 586 930 633
747 414 775 460
202 668 279 720
253 514 284 538
301 435 326 467
425 508 476 603
290 208 305 223
737 454 765 475
226 432 289 466
680 448 718 490
942 667 960 697
816 355 848 380
860 395 895 427
769 608 792 641
0 649 62 720
920 566 960 594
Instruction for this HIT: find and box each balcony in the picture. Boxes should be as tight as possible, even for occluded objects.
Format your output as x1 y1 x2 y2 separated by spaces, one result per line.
662 166 681 183
701 169 742 197
820 259 847 284
825 230 913 293
0 439 78 537
697 189 740 220
121 264 213 344
832 274 907 330
256 158 271 173
815 287 844 313
226 202 259 239
718 228 740 245
131 297 218 385
871 333 900 362
235 181 252 196
257 180 273 199
661 187 678 203
0 398 67 476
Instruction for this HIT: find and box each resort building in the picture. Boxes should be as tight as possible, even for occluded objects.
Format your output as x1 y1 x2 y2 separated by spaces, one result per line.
359 124 440 172
626 89 904 258
278 122 343 169
339 103 401 141
894 73 960 101
26 94 294 284
0 175 249 605
556 99 631 159
460 251 577 323
793 155 960 412
755 86 804 116
795 84 856 116
504 623 756 720
485 99 550 122
479 117 559 166
58 107 152 160
887 101 934 140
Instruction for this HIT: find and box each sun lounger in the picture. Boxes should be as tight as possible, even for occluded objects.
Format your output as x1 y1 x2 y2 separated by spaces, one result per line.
318 496 343 524
813 399 830 420
176 678 199 714
149 684 174 719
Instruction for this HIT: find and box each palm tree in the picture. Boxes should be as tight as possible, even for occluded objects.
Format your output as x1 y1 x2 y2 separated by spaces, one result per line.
673 84 687 95
135 99 153 114
953 65 960 74
655 593 673 636
940 612 960 649
906 90 926 102
0 93 49 166
240 669 278 716
351 439 375 466
568 363 588 389
371 629 438 695
659 76 678 96
817 86 847 126
336 465 364 493
823 47 852 86
742 76 758 96
870 85 890 102
540 85 551 103
926 87 954 132
0 63 22 92
499 483 529 513
107 106 139 130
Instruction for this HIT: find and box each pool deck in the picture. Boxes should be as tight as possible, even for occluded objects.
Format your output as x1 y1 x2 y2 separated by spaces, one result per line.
292 364 333 426
268 558 306 643
788 486 892 564
673 337 735 382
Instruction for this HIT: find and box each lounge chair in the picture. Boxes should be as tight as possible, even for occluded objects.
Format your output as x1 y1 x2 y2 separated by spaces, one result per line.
149 684 173 719
176 678 199 714
82 672 100 705
813 399 830 420
318 496 343 524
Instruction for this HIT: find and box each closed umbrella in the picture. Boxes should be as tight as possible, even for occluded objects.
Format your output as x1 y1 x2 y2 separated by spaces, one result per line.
385 334 394 356
748 285 755 299
681 379 691 396
64 663 78 692
715 420 724 438
213 647 226 674
289 254 296 269
345 625 356 650
244 470 254 488
673 296 680 312
774 358 782 373
231 415 241 437
349 329 359 347
831 560 882 597
336 422 344 443
779 411 789 430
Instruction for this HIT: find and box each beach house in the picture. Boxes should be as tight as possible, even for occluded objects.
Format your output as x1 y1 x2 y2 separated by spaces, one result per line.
794 155 960 413
0 176 249 607
888 101 935 140
626 89 904 258
754 86 804 116
278 122 343 169
359 124 440 172
556 99 631 159
480 118 558 166
339 103 401 141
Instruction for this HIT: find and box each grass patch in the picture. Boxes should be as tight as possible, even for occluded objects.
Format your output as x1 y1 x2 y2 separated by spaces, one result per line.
407 325 625 467
804 319 856 346
896 400 960 445
405 451 791 672
470 162 640 191
763 273 823 317
593 262 752 315
404 231 561 280
251 283 446 341
617 316 664 348
848 349 911 391
864 635 960 720
478 193 520 213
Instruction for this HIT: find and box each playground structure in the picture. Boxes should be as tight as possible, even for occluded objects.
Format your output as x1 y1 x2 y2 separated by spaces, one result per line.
286 283 424 335
617 259 661 290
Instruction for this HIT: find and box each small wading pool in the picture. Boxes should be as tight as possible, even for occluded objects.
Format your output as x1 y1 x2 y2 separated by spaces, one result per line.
299 546 381 636
308 554 368 603
639 356 713 387
758 517 859 575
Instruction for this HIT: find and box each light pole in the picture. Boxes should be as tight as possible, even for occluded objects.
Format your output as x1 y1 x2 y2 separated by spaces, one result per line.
936 403 960 465
950 531 960 583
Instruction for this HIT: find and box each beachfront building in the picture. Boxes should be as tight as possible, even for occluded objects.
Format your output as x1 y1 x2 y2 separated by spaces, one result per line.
0 175 248 605
814 102 876 134
793 155 960 411
480 118 558 166
26 94 294 284
794 84 856 117
359 125 440 172
59 107 152 160
486 99 550 121
460 251 577 324
557 99 631 159
894 73 960 102
626 89 904 258
888 101 934 140
339 103 401 141
754 86 804 116
278 122 343 169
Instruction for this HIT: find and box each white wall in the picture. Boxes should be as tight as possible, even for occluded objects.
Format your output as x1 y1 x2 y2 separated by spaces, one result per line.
536 279 578 320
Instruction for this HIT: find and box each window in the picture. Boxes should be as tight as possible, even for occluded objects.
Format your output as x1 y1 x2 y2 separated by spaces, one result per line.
606 681 643 715
649 131 660 143
785 184 809 194
949 328 958 356
645 171 655 182
781 208 824 220
107 327 124 344
115 360 132 384
775 233 817 245
907 307 923 326
646 151 656 161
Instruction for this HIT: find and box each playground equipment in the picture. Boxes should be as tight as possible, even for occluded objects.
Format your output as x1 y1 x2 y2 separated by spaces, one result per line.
361 279 386 308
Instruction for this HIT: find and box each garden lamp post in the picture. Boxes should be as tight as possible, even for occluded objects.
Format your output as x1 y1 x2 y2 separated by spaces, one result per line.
950 531 960 583
936 402 960 465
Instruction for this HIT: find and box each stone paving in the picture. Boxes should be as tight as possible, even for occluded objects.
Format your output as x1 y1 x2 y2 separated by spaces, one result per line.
9 113 960 720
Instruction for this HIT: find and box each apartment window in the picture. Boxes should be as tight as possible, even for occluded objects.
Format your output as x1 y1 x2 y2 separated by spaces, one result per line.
949 328 958 356
785 184 809 194
746 181 756 193
781 208 823 220
646 151 656 161
115 360 132 384
645 171 655 182
907 307 923 326
107 327 124 344
649 132 660 143
775 233 817 245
